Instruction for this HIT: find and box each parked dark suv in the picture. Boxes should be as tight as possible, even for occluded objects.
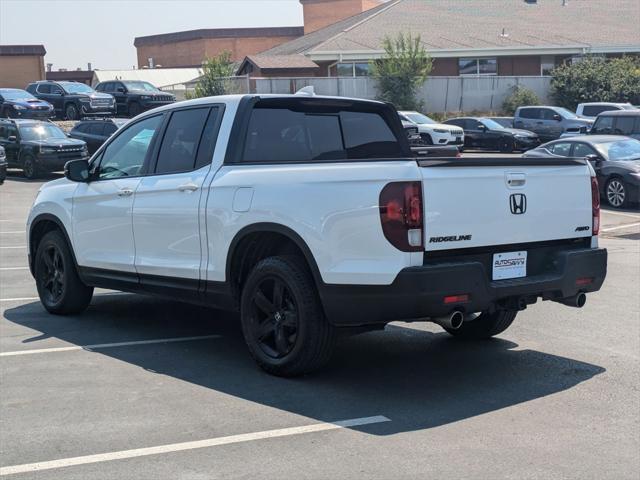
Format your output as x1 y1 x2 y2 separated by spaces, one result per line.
0 145 7 184
590 110 640 140
0 119 88 178
95 80 175 117
26 81 116 120
0 88 54 119
68 118 128 154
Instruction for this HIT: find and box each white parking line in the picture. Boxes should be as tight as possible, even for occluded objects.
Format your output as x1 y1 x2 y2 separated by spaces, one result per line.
0 231 25 234
0 415 390 476
0 245 26 249
0 296 39 303
0 266 29 271
602 210 640 219
601 222 640 233
0 335 221 357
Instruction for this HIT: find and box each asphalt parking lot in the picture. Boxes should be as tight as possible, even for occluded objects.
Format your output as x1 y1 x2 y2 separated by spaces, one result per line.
1 170 639 479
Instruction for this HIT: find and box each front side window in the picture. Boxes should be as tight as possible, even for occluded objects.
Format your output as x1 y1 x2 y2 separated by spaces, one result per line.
50 85 64 95
519 108 540 119
592 116 614 134
459 58 497 75
97 115 162 179
155 108 210 174
242 104 402 163
582 105 613 117
573 143 597 158
36 84 51 94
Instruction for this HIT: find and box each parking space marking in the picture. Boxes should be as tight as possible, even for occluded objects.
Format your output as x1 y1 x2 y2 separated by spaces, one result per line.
0 296 39 303
0 245 26 249
602 210 640 219
0 335 221 357
0 231 25 234
0 267 29 271
0 415 390 476
601 222 640 233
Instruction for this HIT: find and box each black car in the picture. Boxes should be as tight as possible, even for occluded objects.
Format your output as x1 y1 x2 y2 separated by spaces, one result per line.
69 118 128 154
26 81 116 120
444 117 540 152
0 145 7 184
95 80 175 117
0 88 55 120
524 135 640 208
0 119 88 179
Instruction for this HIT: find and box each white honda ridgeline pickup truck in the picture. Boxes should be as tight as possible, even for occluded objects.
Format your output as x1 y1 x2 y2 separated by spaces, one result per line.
27 94 607 376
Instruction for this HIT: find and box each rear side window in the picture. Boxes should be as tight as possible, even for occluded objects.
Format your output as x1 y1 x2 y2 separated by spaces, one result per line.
518 108 540 119
242 105 403 163
444 119 464 128
592 116 614 134
582 105 616 117
613 116 638 135
155 107 210 174
572 143 597 157
36 84 51 94
88 123 105 135
72 124 87 134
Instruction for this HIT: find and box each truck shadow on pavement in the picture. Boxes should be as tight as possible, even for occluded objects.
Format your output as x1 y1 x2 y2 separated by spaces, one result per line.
4 294 605 436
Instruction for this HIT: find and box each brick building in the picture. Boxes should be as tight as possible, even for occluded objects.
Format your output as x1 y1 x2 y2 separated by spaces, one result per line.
0 45 46 88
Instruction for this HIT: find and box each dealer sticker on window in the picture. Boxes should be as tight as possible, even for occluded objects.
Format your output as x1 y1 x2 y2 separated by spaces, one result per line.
492 251 527 280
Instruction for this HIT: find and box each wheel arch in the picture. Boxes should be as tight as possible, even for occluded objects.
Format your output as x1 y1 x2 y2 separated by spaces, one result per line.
29 213 77 276
226 223 323 302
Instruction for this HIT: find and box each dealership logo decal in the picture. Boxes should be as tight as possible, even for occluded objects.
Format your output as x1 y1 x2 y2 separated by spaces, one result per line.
510 194 527 215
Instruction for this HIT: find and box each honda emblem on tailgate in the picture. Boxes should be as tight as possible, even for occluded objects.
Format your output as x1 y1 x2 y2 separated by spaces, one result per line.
510 194 527 215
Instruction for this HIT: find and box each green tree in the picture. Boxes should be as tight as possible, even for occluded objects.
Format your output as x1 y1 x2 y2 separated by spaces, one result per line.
550 56 640 109
371 33 433 110
502 85 541 115
192 51 237 98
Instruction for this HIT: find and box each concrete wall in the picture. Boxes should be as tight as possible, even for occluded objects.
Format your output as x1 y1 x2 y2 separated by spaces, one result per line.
0 55 45 88
136 34 300 68
254 75 552 113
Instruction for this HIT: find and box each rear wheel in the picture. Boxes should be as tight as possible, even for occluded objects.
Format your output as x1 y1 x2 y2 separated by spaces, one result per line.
34 230 93 314
605 177 628 208
444 310 517 339
240 256 335 377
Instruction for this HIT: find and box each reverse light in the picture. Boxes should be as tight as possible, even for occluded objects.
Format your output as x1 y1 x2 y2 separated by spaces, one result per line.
379 181 423 252
591 176 600 235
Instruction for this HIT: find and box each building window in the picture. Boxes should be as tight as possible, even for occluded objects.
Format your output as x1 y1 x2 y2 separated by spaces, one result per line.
328 62 371 77
541 56 555 76
458 58 497 76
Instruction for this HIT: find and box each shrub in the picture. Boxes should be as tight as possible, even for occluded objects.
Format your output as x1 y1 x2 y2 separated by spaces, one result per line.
502 85 540 115
550 56 640 109
371 33 433 110
192 51 237 98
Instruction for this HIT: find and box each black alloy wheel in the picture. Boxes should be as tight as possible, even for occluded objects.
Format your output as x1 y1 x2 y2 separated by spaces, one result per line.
38 243 66 305
248 276 299 359
22 155 37 179
499 137 515 153
65 103 79 121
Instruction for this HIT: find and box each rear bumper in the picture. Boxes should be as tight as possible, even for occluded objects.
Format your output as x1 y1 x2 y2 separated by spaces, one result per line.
319 247 607 326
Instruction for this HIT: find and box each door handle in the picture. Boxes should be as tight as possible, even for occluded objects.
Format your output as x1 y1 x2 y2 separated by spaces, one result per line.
506 173 526 188
117 188 134 197
178 183 199 192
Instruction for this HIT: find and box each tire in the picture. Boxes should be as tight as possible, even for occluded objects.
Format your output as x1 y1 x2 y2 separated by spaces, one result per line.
21 154 38 179
128 102 141 117
65 103 79 121
240 256 335 377
444 310 517 340
605 177 628 209
34 230 93 315
499 137 515 153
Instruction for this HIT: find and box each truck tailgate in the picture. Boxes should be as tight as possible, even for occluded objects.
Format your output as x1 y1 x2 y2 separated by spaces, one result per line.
419 158 594 252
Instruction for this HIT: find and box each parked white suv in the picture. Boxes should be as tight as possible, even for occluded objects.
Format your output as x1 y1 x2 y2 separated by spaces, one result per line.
27 94 607 376
576 102 636 120
398 111 464 148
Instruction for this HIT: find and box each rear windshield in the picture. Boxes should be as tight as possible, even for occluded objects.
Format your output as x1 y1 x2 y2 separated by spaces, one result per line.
241 100 405 162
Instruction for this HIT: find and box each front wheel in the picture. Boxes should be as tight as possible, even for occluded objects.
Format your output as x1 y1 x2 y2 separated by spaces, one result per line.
21 155 38 179
65 103 79 120
444 310 517 339
499 137 515 153
35 230 93 314
605 178 628 208
240 256 335 377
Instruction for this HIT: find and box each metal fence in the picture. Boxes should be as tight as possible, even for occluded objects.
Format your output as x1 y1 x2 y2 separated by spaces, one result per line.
165 75 552 113
254 76 552 113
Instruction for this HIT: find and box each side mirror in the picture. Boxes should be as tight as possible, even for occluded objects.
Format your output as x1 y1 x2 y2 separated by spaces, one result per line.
64 159 90 182
477 124 487 131
117 87 125 93
7 136 17 142
585 154 602 164
553 114 562 121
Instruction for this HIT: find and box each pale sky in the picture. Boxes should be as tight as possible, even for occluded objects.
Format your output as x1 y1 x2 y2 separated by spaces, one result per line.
0 0 303 70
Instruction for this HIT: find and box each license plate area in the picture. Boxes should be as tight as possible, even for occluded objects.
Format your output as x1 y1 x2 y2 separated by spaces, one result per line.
492 251 527 280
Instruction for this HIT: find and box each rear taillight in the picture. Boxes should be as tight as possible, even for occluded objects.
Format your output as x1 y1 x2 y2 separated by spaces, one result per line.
591 176 600 236
379 181 423 252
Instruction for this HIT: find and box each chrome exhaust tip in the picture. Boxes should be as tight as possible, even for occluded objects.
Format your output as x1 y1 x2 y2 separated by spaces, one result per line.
432 310 465 330
555 292 587 308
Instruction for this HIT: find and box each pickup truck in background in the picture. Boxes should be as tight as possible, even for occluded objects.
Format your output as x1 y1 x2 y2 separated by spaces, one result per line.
27 94 607 376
